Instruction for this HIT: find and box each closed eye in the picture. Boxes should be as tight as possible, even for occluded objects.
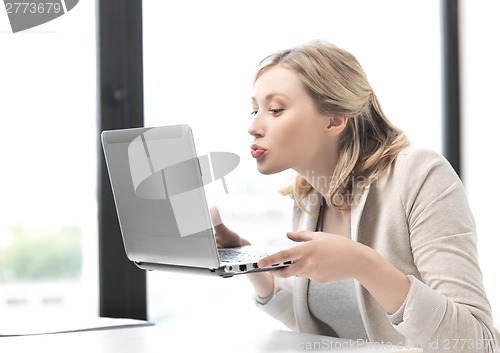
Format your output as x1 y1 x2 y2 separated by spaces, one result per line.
250 110 258 116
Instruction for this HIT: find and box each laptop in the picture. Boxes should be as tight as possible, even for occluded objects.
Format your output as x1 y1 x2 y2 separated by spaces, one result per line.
101 124 291 277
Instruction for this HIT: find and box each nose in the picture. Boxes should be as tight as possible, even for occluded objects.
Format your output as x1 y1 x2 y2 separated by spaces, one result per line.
248 114 264 138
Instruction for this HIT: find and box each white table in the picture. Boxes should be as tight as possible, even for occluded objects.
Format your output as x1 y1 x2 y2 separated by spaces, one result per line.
1 313 422 353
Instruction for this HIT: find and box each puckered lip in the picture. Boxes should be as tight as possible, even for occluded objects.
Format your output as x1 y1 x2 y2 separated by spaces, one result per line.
250 144 267 151
250 144 267 159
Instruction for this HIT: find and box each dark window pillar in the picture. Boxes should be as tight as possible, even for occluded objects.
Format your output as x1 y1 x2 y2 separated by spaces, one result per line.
442 0 461 178
97 0 146 320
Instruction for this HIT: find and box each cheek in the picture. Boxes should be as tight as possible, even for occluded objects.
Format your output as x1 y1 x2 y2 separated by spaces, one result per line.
279 117 315 151
273 124 298 150
271 125 310 168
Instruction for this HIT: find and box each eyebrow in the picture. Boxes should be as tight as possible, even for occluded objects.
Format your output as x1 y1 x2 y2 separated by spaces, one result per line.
251 93 290 104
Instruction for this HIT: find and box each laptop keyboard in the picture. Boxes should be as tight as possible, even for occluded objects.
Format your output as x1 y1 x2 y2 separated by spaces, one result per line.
218 248 270 264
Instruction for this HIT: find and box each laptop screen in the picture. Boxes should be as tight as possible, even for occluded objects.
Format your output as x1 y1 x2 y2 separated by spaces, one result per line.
101 125 219 269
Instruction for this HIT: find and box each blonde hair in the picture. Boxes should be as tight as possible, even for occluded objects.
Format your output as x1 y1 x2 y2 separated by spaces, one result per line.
255 40 409 210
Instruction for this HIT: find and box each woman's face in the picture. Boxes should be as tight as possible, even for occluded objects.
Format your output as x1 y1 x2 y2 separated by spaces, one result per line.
249 66 338 177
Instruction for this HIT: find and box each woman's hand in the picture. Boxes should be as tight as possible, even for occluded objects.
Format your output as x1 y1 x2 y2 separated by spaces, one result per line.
210 206 250 248
211 206 274 298
257 231 369 283
257 230 410 314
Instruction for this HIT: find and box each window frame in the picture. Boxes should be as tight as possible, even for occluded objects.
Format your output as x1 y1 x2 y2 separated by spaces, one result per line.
97 0 147 320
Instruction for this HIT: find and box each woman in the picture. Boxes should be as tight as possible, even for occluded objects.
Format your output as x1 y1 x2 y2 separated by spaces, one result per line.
212 40 498 352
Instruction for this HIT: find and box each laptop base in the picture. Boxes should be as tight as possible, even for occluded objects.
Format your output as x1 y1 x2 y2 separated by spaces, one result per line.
134 261 290 278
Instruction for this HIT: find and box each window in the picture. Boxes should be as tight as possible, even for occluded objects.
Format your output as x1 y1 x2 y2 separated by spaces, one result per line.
0 2 98 323
142 0 443 325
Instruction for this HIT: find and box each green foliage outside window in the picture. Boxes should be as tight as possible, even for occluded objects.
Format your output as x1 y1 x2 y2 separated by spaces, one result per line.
0 224 82 282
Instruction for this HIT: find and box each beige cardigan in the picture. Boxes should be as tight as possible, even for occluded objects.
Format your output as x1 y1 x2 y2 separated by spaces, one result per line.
256 146 499 352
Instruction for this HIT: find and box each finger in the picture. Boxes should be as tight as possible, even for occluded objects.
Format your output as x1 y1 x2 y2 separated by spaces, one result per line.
257 248 298 269
287 231 315 242
210 206 223 227
272 260 308 279
210 206 230 235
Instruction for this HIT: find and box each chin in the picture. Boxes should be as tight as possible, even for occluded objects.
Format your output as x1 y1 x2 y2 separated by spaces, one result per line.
258 169 275 175
256 162 286 175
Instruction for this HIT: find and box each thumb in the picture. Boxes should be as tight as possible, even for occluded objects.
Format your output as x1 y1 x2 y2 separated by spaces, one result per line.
210 206 223 228
210 206 231 235
287 231 315 242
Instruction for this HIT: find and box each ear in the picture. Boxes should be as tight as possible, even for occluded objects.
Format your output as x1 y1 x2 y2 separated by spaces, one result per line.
325 114 348 136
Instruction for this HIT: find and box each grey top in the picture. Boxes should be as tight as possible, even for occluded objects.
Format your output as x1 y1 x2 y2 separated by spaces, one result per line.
308 278 369 339
307 200 369 339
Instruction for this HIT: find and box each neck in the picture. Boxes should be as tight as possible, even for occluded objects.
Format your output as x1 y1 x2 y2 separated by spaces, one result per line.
295 144 339 200
298 168 334 200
